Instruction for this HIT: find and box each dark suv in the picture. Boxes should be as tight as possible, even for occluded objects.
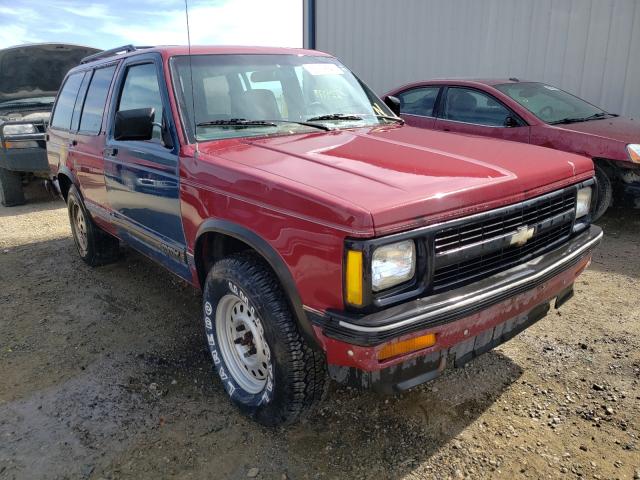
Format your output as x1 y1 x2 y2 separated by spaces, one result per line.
0 43 98 205
47 45 602 426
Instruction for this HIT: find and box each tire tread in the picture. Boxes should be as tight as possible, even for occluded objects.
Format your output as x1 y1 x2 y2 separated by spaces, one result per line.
211 252 328 425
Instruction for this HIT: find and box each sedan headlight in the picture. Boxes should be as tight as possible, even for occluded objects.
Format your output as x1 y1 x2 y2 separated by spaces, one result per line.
372 240 416 292
575 186 592 219
2 123 36 135
628 144 640 163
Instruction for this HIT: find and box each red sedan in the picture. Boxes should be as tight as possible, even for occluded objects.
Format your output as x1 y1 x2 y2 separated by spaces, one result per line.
385 79 640 219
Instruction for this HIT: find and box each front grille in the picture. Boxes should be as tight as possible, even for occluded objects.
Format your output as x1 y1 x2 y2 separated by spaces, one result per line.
432 189 576 292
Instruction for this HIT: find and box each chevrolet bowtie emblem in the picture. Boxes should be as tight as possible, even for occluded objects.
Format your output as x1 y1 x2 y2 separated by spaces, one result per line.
510 225 535 247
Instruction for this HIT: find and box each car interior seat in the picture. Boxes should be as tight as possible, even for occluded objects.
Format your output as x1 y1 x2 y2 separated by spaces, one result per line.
237 89 282 120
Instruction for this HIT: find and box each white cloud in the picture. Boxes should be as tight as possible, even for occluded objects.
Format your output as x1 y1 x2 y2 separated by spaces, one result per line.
0 24 43 48
0 0 302 50
100 0 302 48
59 3 117 20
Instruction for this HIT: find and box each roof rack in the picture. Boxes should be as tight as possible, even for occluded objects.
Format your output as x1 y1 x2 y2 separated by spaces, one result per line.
80 44 152 64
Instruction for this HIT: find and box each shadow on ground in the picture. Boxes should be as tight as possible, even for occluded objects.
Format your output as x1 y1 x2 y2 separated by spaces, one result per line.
0 236 523 479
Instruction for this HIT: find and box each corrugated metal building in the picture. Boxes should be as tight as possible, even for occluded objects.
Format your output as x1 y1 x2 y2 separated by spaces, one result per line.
303 0 640 118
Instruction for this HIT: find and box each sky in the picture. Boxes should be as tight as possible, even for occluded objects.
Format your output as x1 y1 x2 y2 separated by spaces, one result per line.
0 0 303 50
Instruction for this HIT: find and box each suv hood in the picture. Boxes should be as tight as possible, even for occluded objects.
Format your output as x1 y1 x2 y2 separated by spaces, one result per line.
205 125 593 234
0 43 99 103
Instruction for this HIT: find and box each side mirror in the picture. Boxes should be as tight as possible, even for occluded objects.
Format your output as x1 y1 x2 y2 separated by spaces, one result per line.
114 108 155 141
504 116 519 128
384 95 401 116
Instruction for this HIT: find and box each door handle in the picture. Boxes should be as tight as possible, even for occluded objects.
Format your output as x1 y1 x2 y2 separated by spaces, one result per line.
68 139 77 147
104 147 118 157
443 128 451 132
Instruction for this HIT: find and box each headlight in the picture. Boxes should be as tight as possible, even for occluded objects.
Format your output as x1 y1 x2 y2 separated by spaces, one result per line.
575 186 592 219
628 144 640 163
372 240 416 292
2 123 36 135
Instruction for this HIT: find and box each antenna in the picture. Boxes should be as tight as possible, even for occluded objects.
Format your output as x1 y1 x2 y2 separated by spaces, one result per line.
184 0 199 153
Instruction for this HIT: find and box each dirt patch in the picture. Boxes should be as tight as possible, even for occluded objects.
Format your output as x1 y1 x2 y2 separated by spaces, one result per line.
1 183 639 479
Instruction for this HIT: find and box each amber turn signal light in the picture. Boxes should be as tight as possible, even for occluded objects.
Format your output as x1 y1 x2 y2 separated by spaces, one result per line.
378 333 437 361
345 250 363 306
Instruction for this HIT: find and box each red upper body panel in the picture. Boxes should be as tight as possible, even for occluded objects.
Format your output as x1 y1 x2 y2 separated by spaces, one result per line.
192 124 592 236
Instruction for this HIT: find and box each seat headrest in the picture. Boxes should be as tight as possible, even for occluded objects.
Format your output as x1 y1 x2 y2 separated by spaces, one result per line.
449 91 477 111
239 89 281 120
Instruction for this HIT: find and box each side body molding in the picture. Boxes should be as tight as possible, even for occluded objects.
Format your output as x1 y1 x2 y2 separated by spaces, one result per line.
194 218 321 351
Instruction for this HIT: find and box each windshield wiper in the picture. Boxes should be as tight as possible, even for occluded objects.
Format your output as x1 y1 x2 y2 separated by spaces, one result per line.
196 118 330 131
267 119 331 131
197 118 278 127
376 114 404 124
550 112 612 125
306 113 364 122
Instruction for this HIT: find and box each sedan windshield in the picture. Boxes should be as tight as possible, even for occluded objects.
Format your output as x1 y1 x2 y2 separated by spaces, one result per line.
495 82 610 124
170 54 396 142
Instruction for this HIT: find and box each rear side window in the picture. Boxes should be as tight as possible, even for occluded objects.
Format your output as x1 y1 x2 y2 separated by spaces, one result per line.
118 63 164 141
442 87 512 126
79 65 116 134
397 87 440 117
51 72 84 130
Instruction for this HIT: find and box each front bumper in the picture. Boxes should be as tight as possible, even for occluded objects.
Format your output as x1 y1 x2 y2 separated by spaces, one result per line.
0 146 48 173
308 225 602 392
0 121 48 172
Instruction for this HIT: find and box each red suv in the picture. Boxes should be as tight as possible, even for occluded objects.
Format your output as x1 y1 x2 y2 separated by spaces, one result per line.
47 45 602 426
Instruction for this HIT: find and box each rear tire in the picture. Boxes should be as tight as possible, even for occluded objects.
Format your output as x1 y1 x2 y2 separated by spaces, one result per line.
0 167 25 206
67 186 120 266
203 252 327 426
593 165 612 221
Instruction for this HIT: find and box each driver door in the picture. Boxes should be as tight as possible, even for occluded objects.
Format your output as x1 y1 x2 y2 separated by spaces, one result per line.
434 87 530 143
103 53 189 280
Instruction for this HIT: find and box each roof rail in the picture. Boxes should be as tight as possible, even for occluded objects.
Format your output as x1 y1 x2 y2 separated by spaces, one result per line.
80 44 152 64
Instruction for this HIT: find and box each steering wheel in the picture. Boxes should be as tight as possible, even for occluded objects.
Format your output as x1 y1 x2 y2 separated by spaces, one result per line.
538 105 554 120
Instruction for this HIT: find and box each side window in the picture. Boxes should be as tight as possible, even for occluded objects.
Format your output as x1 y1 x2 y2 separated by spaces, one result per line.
50 72 84 130
79 65 116 134
443 87 512 126
70 73 91 132
397 87 440 117
118 63 164 141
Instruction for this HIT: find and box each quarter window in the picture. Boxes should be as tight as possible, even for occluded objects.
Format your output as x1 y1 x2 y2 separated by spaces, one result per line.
443 87 512 127
51 72 84 130
79 65 116 134
397 87 440 117
118 63 164 141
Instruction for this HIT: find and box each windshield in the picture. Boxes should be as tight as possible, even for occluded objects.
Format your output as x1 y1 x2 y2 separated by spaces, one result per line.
494 82 607 124
170 54 395 142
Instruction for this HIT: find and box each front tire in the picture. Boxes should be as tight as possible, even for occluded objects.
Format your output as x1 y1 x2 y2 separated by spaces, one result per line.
203 252 327 426
67 186 120 266
0 167 25 206
593 165 612 221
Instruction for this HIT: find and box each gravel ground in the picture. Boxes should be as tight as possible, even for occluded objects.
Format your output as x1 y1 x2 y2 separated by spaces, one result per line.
0 183 639 480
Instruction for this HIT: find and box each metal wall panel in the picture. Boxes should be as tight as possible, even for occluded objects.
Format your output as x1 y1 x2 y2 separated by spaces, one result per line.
309 0 640 117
